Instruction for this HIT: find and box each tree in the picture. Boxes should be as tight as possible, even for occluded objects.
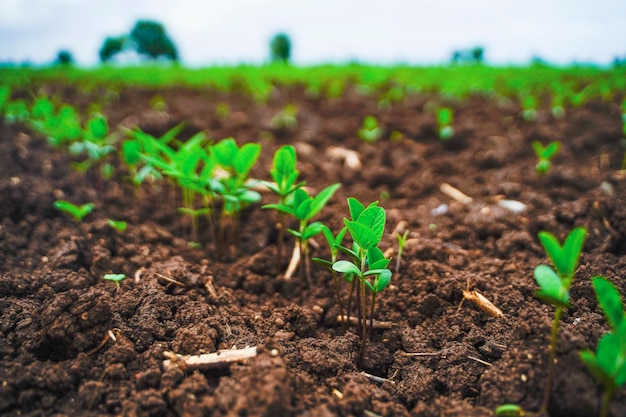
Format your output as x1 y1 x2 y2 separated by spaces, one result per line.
56 50 74 66
130 20 178 61
270 33 291 63
99 36 126 63
471 47 484 64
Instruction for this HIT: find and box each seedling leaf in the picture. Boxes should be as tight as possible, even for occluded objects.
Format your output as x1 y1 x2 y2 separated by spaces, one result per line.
332 260 361 277
538 227 586 279
592 276 624 331
534 264 569 308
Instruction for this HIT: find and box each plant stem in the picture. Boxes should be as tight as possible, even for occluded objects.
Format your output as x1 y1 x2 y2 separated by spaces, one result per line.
276 212 285 275
357 251 367 367
540 306 563 414
599 389 613 417
332 263 347 332
369 292 376 341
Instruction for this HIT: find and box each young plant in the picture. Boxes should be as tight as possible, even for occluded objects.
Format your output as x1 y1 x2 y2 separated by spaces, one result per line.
104 273 126 289
270 104 298 130
579 276 626 417
358 115 383 143
262 145 305 273
395 229 410 273
264 183 340 285
521 95 538 122
534 226 587 414
107 219 127 233
313 225 348 331
436 107 454 140
53 200 95 222
210 138 262 256
332 198 392 367
532 140 560 175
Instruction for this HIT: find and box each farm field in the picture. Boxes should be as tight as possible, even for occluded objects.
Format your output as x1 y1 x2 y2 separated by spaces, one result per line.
1 65 626 417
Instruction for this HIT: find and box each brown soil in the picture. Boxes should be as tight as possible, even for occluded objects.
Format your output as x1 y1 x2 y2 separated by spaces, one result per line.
1 84 626 417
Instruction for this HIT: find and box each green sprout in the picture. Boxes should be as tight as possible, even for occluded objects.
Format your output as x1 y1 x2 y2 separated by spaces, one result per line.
104 273 126 289
494 404 525 417
262 145 305 273
435 107 454 140
532 140 560 175
53 200 95 222
270 104 298 130
534 226 587 414
395 230 410 273
358 115 383 143
332 198 392 367
521 95 538 122
579 276 626 417
107 219 127 233
313 225 349 331
264 183 340 285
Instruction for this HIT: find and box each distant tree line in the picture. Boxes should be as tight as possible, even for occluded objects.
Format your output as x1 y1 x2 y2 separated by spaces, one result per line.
99 20 178 63
451 46 485 64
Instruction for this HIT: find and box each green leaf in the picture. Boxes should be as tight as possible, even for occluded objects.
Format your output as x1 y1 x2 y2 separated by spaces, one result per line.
212 138 238 167
332 260 361 277
294 198 313 220
302 221 325 240
593 276 624 331
596 333 621 377
538 227 587 279
345 219 378 250
312 258 333 269
261 203 295 217
121 139 141 166
534 264 569 308
579 350 614 389
544 141 560 158
347 197 366 221
233 143 261 176
307 183 340 220
87 114 108 140
357 205 386 242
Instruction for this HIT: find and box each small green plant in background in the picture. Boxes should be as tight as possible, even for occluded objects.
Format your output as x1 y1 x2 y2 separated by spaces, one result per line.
579 276 626 417
264 183 340 285
270 104 298 130
53 200 95 222
107 219 127 233
332 198 393 367
263 145 305 273
435 107 454 140
534 226 587 414
358 115 383 143
521 95 538 121
395 230 410 273
532 140 560 175
104 273 126 289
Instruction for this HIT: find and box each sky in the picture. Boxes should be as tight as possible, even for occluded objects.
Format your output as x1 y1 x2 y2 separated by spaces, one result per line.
1 0 625 67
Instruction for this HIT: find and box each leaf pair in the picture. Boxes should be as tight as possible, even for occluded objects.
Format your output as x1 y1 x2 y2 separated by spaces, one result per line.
579 276 626 394
532 141 560 174
264 183 340 224
534 227 587 308
264 145 304 198
53 200 95 222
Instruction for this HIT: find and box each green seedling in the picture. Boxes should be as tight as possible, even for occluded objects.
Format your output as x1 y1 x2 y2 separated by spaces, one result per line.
210 137 262 256
332 198 392 367
436 107 454 140
532 140 560 175
263 145 305 273
358 115 383 143
313 225 348 330
395 229 409 273
104 273 126 289
270 104 298 130
579 276 626 417
534 226 587 414
107 219 127 233
521 95 538 121
264 183 340 285
53 200 95 222
122 123 184 189
494 404 526 417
